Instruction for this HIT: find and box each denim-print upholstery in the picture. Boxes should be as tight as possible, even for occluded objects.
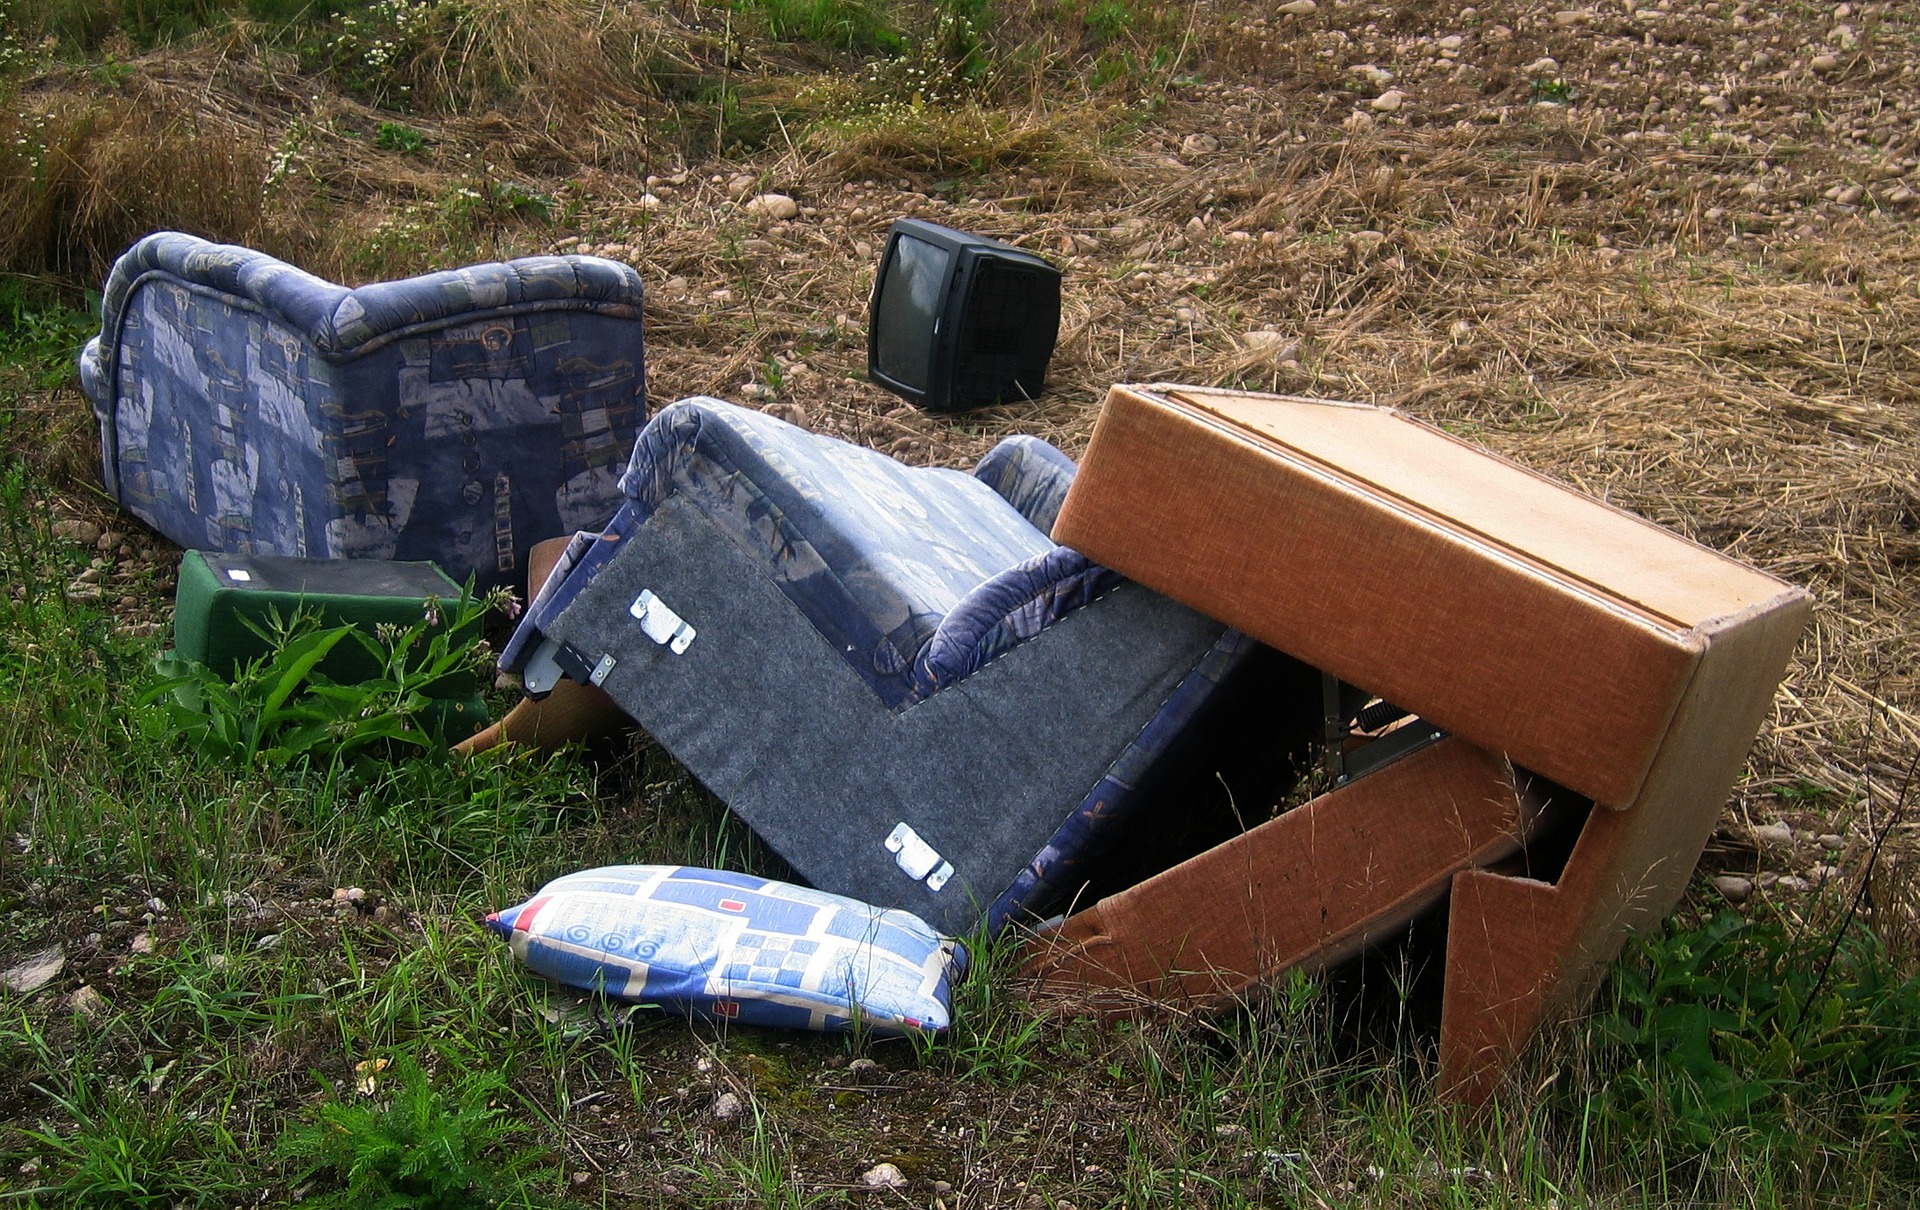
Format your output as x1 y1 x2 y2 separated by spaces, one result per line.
488 865 965 1034
524 397 1070 707
78 232 647 588
971 434 1078 538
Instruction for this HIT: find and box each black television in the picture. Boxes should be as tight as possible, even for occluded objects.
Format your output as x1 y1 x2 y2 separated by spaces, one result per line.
868 219 1062 414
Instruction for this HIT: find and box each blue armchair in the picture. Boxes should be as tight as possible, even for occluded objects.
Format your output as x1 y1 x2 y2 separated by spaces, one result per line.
79 232 648 587
501 398 1256 935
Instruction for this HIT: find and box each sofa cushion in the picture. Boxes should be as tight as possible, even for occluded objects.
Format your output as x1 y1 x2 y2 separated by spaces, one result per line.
616 398 1056 706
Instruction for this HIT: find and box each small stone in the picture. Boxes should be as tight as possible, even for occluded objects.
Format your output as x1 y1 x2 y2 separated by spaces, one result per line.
1348 230 1388 255
860 1163 908 1191
1524 57 1560 75
1832 24 1857 50
1277 0 1317 14
726 173 758 198
1437 34 1465 51
933 1181 955 1195
1817 834 1846 850
1342 110 1376 132
66 984 108 1022
0 944 64 994
1700 95 1731 114
332 887 367 904
1243 330 1292 355
65 579 103 602
51 519 101 545
129 932 155 955
743 193 800 221
712 1091 743 1121
144 897 168 915
1710 874 1753 903
1836 184 1864 205
1448 319 1474 343
1752 821 1794 849
1809 864 1842 886
253 932 281 952
1350 64 1394 87
637 193 663 211
1553 10 1591 26
1887 187 1916 205
847 1057 881 1076
1774 874 1812 894
1370 89 1407 113
1810 53 1839 73
1180 133 1219 158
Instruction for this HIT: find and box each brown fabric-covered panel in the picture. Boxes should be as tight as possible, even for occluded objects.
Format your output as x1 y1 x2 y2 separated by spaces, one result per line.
1023 737 1533 1012
1052 385 1811 809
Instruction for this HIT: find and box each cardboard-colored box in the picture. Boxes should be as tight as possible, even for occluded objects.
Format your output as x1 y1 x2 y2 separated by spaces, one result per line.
1040 384 1811 1099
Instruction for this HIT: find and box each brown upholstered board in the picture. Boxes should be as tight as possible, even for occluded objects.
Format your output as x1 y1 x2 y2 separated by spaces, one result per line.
1024 737 1537 1011
1042 383 1812 1100
1053 384 1804 811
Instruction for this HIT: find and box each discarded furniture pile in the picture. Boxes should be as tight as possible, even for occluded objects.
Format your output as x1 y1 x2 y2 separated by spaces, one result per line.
82 232 1809 1100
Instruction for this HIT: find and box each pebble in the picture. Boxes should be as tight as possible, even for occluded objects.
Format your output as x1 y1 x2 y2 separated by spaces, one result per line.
1809 864 1842 886
1836 184 1864 205
1817 834 1846 850
1277 0 1317 13
51 519 101 545
1710 874 1753 903
1700 95 1731 114
847 1057 881 1077
65 579 103 602
1524 57 1560 76
861 1163 908 1191
712 1091 743 1122
1810 53 1839 72
1343 110 1376 132
0 944 64 994
726 173 758 198
1370 89 1407 114
1348 229 1388 255
1244 330 1293 355
1553 9 1592 26
637 193 663 211
743 193 800 221
1350 64 1394 87
1751 821 1794 849
1180 133 1219 157
1888 187 1916 205
1774 874 1813 894
67 984 108 1022
129 932 155 955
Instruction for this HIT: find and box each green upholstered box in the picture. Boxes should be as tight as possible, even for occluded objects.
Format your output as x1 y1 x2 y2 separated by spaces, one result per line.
171 553 489 738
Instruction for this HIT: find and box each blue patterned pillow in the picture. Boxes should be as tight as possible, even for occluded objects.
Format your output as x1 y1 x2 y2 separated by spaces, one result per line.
486 865 966 1034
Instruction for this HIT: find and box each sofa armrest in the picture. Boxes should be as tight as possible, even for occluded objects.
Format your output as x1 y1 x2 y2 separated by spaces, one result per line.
972 435 1077 538
909 545 1123 698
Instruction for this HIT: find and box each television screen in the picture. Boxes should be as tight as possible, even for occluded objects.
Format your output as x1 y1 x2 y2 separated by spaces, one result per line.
873 233 951 393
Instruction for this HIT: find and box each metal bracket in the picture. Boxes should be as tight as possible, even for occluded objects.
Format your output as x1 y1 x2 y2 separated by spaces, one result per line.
589 653 618 686
630 589 696 654
885 822 953 892
1321 671 1446 786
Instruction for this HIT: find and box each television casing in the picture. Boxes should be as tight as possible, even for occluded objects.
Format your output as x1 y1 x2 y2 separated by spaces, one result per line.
868 219 1062 413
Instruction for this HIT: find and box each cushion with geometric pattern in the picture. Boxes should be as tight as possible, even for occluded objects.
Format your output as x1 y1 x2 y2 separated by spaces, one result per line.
486 865 965 1034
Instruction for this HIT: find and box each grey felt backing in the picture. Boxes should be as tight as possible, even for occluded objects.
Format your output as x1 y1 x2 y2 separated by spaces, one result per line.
543 495 1226 935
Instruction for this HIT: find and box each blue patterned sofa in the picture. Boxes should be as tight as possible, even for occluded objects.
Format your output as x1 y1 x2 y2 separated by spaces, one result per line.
500 398 1265 935
79 232 648 588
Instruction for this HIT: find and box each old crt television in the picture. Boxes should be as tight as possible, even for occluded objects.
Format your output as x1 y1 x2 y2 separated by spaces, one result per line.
868 219 1062 413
